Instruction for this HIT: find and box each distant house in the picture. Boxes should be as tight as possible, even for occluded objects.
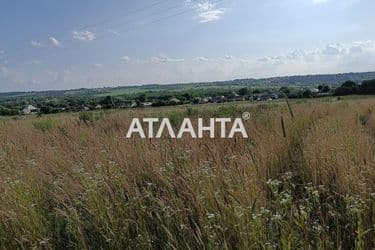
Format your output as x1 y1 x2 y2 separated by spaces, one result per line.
317 92 331 97
201 97 211 104
169 97 181 105
252 92 279 102
309 88 320 94
231 96 245 102
95 104 102 109
141 102 153 107
130 102 137 108
77 105 90 111
213 96 226 103
22 105 38 115
120 102 137 109
302 87 319 94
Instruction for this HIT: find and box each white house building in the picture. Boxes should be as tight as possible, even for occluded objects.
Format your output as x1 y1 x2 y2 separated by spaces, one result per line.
22 105 38 115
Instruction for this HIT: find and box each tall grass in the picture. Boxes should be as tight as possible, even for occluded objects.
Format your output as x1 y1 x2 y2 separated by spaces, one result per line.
0 98 374 249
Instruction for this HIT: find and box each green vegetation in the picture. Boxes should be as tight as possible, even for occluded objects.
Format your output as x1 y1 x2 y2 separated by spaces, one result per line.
79 111 105 124
32 118 56 132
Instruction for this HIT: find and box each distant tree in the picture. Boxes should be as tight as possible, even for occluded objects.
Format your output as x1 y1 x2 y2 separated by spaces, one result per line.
318 85 330 93
100 96 115 108
322 85 330 93
157 95 172 101
342 80 358 88
253 89 261 94
181 93 192 100
289 90 304 99
238 87 249 96
302 89 313 98
279 87 290 95
151 100 167 107
334 81 360 96
136 94 146 103
360 79 375 94
40 105 52 114
334 87 354 96
0 106 18 116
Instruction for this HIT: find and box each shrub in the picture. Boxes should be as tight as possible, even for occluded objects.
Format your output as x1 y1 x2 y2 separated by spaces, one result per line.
32 118 56 132
79 111 104 124
185 107 197 117
214 104 240 118
166 111 184 127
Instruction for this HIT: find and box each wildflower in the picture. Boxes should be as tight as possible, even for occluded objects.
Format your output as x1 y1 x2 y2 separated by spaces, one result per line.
271 213 282 221
207 213 215 219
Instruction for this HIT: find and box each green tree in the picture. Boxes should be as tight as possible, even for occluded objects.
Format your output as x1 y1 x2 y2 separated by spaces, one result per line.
238 87 249 96
136 93 146 103
360 79 375 94
334 81 359 96
302 89 313 98
318 85 330 93
100 96 115 108
279 87 290 95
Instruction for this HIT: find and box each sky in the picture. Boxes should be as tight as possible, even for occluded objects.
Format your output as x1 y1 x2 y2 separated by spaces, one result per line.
0 0 374 92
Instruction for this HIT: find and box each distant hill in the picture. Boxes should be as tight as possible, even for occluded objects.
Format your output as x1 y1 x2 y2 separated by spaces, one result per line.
1 71 375 99
250 71 375 86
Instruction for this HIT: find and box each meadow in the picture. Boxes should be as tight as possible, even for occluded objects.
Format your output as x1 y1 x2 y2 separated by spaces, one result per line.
0 97 374 249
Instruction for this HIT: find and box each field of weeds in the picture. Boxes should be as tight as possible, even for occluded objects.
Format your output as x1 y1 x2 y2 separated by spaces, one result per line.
0 97 374 249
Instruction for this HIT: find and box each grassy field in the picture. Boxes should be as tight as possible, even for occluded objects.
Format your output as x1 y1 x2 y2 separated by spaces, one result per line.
0 97 374 249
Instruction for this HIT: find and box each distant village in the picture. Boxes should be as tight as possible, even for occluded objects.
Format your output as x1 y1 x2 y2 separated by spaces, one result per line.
0 77 373 117
20 87 328 115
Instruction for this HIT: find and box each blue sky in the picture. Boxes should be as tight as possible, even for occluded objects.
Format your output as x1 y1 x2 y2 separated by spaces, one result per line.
0 0 374 92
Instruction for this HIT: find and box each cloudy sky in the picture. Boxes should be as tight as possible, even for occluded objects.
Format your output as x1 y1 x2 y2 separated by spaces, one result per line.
0 0 374 92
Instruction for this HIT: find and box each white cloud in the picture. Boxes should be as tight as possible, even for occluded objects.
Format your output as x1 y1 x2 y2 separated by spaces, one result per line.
0 50 4 54
198 9 225 23
72 30 96 42
150 55 184 63
49 37 62 47
122 56 131 63
31 38 61 48
322 44 343 56
189 1 225 23
134 55 184 64
93 63 103 68
194 56 209 61
31 41 44 47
